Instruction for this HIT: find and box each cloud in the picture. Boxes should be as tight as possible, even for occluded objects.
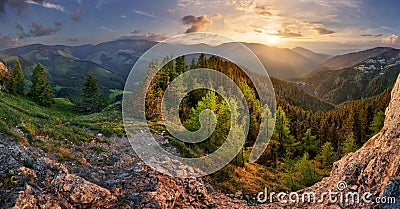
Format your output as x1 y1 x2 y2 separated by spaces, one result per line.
131 30 141 34
166 8 176 14
298 0 360 9
381 34 399 45
26 0 65 12
361 34 383 37
315 26 335 35
70 7 83 21
275 24 302 38
0 33 19 49
118 32 169 42
177 0 200 8
132 10 157 19
0 0 64 18
28 21 61 37
255 5 273 16
212 13 223 19
120 15 127 18
182 15 212 33
1 0 29 16
100 26 115 32
54 19 62 27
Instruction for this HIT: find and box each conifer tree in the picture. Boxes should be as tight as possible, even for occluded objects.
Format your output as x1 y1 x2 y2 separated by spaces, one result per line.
76 72 107 113
301 129 318 157
369 111 385 135
317 142 336 168
11 58 25 95
341 132 358 157
29 64 54 106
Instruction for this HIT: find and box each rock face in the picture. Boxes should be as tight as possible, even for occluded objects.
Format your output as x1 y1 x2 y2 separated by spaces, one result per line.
291 75 400 208
0 133 252 208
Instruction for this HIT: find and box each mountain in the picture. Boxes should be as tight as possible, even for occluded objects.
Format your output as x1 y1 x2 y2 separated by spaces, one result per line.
320 47 395 70
0 40 156 100
294 48 400 104
243 43 328 79
0 40 335 101
291 47 331 64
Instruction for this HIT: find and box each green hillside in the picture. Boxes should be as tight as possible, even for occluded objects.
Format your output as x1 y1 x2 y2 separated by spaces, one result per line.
0 93 124 157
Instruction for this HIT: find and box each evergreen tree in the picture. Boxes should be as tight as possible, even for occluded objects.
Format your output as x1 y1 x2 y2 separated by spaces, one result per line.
175 55 187 75
190 57 197 70
369 111 385 135
11 58 25 95
294 152 321 187
317 142 336 168
273 106 295 157
76 72 107 113
301 129 319 157
28 64 54 106
341 132 358 157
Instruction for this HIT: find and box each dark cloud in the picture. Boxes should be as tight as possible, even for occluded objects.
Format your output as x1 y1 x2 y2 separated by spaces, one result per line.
16 23 24 32
0 33 19 49
28 21 60 37
182 15 212 33
315 26 335 35
118 32 169 42
54 19 62 27
361 34 383 37
131 30 141 34
0 0 47 18
70 7 83 21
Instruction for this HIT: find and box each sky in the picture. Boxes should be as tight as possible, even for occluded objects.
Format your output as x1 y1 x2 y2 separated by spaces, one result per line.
0 0 399 54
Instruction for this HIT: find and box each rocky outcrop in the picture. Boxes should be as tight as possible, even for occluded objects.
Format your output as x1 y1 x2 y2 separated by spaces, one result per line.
0 132 252 208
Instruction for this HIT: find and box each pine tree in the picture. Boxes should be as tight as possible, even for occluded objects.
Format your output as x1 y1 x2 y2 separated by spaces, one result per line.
301 129 319 157
11 58 25 95
76 72 107 113
369 111 385 135
28 64 54 106
317 142 336 168
175 55 187 75
295 152 321 187
341 132 358 157
190 57 197 70
273 106 295 157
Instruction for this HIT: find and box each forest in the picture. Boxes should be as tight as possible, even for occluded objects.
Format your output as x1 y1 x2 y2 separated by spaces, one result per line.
141 54 390 194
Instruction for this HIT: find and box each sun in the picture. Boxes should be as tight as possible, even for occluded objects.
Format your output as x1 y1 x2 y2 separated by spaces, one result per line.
267 35 281 45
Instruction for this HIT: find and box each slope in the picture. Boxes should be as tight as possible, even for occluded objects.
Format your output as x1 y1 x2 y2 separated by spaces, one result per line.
294 48 400 104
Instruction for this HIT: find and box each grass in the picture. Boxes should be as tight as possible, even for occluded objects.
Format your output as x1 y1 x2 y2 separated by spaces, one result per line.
108 89 124 102
0 92 124 161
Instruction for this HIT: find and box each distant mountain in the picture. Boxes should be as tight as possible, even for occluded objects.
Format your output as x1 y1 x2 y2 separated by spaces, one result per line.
291 47 331 64
243 43 328 79
0 39 156 100
293 48 400 104
320 47 394 70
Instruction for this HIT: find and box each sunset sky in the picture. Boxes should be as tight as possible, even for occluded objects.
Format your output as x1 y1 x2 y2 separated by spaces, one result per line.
0 0 399 54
